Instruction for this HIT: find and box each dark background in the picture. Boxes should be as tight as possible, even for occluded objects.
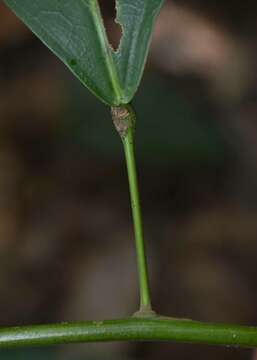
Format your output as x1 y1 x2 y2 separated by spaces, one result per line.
0 0 257 359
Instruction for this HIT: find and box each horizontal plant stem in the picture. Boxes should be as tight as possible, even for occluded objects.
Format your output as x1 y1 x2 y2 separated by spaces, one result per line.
1 318 257 348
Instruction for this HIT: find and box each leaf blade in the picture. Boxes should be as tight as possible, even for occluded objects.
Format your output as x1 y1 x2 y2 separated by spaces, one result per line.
3 0 165 105
114 0 165 103
3 0 122 105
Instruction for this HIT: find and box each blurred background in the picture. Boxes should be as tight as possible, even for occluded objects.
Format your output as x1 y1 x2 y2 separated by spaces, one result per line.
0 0 257 359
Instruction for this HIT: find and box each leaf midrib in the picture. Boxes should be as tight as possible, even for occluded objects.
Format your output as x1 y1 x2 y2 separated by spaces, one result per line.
86 0 123 105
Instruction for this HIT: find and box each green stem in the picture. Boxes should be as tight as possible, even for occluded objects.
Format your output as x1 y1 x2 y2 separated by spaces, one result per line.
111 104 152 314
1 318 257 348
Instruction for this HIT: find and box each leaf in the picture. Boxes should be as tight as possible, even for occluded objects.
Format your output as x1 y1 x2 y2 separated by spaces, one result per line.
113 0 165 104
3 0 164 106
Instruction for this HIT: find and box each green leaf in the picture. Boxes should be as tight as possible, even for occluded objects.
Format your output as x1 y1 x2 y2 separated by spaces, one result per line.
113 0 165 104
3 0 164 106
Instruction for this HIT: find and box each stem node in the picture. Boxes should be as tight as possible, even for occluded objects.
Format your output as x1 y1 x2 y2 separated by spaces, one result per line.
111 105 135 138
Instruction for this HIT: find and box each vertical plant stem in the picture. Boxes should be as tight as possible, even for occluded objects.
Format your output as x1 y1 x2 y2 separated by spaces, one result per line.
122 117 152 313
111 104 153 315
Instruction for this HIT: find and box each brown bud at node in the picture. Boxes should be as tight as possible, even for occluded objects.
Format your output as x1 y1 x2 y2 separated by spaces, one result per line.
111 106 134 138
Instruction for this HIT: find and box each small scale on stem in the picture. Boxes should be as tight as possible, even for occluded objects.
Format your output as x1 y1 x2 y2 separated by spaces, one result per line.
111 104 154 317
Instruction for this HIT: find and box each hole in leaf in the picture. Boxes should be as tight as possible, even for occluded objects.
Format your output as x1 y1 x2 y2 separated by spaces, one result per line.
98 0 122 52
